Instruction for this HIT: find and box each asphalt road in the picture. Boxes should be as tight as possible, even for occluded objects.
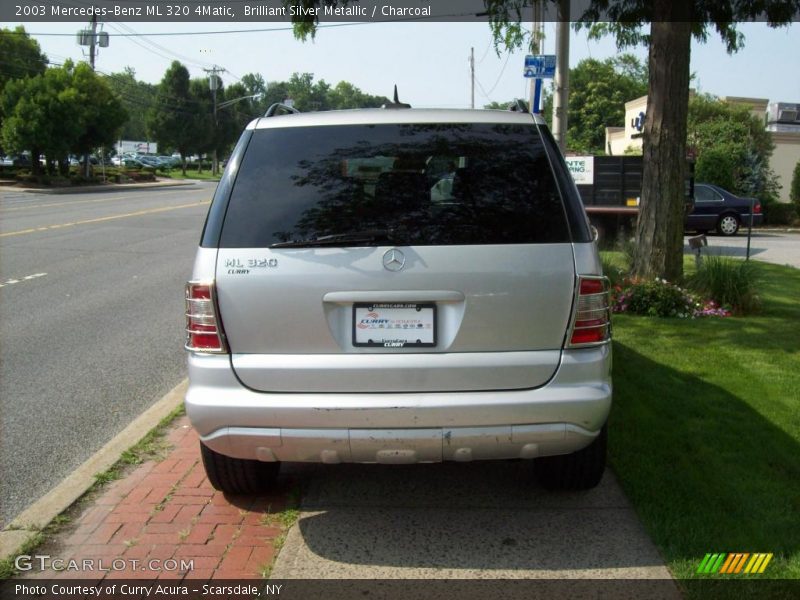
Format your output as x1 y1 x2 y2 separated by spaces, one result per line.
0 182 214 527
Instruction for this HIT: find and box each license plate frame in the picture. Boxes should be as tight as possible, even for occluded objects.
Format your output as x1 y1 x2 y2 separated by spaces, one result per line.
352 302 437 348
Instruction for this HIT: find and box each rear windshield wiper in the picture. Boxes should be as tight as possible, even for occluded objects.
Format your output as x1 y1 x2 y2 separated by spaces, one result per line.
270 229 395 248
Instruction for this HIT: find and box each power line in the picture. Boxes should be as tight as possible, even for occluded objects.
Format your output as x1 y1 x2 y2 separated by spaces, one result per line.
476 51 513 101
104 22 179 64
12 15 474 37
107 21 216 70
476 40 492 65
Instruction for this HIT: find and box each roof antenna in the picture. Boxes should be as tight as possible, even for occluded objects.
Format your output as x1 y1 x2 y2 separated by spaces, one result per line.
382 85 411 109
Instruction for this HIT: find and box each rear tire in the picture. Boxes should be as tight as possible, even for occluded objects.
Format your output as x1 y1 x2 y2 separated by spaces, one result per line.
200 442 280 494
535 425 607 490
716 214 739 236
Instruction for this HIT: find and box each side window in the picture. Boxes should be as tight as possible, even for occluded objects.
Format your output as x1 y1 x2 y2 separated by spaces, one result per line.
695 185 722 202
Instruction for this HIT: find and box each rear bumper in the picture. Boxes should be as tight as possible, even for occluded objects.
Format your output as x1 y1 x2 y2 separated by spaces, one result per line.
184 345 611 464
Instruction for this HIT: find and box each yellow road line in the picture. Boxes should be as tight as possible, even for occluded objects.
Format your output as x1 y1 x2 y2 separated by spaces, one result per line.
1 189 199 212
0 201 209 238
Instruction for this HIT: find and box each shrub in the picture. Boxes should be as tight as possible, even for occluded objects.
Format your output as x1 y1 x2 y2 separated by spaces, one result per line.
791 160 800 208
126 170 156 182
600 254 627 288
612 277 732 318
762 199 798 226
689 255 761 314
614 278 697 318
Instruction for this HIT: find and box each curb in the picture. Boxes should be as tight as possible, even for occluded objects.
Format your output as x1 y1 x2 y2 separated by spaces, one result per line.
0 181 198 195
0 379 188 563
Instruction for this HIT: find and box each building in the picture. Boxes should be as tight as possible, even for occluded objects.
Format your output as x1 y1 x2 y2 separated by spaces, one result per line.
605 95 647 156
604 96 800 203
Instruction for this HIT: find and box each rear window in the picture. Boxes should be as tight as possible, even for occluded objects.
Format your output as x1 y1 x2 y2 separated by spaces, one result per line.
220 123 570 247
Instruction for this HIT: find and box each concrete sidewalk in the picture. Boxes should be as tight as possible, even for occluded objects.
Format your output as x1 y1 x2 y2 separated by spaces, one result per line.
272 463 677 583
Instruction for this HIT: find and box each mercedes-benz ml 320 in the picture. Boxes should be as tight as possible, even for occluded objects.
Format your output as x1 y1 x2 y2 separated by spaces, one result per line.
184 106 612 493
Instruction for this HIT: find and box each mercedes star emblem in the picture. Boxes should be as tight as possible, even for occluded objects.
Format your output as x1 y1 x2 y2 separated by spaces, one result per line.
382 248 406 272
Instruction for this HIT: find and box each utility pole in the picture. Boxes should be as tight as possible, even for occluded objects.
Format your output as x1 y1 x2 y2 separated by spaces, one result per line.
528 1 545 113
76 16 108 178
204 65 226 175
83 14 97 178
469 47 475 109
552 0 570 152
88 14 97 70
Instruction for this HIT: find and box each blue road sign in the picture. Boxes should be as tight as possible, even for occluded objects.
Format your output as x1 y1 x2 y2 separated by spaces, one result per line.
524 54 556 79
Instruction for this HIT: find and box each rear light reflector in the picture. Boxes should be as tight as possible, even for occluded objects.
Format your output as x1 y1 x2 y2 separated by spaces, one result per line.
567 276 611 348
754 202 762 214
185 281 228 353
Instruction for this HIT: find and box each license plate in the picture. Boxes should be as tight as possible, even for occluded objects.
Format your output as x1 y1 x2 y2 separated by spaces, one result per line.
352 303 436 348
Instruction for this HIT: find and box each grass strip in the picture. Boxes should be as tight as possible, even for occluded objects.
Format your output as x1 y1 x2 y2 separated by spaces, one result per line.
606 259 799 592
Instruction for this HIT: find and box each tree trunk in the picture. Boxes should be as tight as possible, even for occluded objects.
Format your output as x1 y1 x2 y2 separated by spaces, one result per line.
31 147 42 178
633 14 692 282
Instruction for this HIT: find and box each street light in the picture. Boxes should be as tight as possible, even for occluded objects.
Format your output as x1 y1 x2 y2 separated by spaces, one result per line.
218 93 263 110
211 93 263 175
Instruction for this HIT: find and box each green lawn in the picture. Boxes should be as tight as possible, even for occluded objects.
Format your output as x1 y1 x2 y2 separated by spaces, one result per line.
158 169 221 182
606 259 800 594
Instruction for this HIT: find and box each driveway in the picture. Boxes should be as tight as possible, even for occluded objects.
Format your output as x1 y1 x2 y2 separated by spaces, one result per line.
272 461 680 595
684 231 800 268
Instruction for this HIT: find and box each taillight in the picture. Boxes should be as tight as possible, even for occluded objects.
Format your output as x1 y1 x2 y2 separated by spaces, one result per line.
753 202 762 214
185 281 228 353
567 276 611 347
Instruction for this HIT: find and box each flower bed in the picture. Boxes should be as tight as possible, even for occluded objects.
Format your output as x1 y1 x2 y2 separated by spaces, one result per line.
611 278 731 318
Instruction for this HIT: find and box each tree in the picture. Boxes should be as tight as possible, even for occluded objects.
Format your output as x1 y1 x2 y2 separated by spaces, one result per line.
1 60 127 178
0 26 47 91
285 72 331 111
216 81 258 158
70 62 128 166
688 94 776 201
1 62 81 177
0 26 48 155
791 161 800 210
484 100 515 110
275 73 387 112
562 55 648 154
328 81 387 109
148 62 195 175
105 67 156 140
188 77 215 172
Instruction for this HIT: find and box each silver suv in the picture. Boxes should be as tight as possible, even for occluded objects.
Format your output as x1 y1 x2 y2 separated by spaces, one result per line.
185 106 611 493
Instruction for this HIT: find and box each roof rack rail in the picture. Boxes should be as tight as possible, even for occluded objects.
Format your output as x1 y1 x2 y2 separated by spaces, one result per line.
382 85 411 109
264 103 300 117
508 99 529 112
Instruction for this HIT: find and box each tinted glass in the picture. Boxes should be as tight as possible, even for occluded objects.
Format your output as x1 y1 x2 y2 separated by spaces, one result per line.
695 185 721 202
220 123 570 247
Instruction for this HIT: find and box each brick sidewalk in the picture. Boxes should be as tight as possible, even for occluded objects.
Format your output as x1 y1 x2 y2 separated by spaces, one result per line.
24 416 292 581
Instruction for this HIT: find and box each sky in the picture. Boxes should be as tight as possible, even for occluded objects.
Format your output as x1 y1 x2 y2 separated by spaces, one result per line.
7 20 800 109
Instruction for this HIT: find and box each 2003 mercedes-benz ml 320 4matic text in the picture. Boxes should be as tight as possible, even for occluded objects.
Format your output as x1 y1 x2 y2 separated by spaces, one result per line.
184 104 612 493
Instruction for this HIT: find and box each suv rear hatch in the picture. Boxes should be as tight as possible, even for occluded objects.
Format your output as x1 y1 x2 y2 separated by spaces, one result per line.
212 118 581 393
